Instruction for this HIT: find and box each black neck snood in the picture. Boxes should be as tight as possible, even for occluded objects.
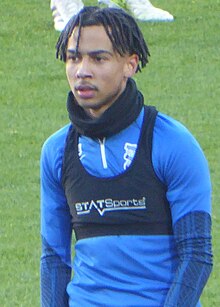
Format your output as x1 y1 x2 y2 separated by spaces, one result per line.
66 78 144 139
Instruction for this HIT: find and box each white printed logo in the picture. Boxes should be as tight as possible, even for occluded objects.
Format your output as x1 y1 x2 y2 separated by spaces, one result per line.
123 143 137 169
78 143 85 160
75 197 146 216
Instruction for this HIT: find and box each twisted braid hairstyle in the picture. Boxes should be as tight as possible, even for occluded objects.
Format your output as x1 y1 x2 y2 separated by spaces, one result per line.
56 6 150 72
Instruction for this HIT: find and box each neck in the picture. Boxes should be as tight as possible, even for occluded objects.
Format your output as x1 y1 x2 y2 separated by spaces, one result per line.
85 83 127 119
66 78 144 139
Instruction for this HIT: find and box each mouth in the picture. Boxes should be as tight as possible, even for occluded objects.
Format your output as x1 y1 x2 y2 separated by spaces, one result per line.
75 84 97 99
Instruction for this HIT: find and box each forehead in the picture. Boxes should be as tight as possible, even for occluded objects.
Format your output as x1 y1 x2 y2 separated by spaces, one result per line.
68 25 113 51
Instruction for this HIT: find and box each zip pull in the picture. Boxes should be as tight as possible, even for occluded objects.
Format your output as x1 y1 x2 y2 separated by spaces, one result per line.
98 138 108 169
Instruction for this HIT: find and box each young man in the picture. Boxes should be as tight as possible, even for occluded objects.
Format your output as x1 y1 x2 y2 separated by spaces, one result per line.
50 0 174 31
40 6 212 306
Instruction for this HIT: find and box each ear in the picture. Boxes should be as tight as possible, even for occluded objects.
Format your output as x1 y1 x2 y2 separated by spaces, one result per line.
124 54 139 78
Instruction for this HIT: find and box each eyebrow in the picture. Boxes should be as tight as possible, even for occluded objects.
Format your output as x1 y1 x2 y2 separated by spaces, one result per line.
66 49 114 57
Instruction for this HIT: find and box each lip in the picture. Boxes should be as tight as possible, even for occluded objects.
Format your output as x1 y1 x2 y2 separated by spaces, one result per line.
75 84 97 99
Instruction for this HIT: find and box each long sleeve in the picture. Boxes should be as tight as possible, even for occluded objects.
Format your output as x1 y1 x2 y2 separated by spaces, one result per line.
152 114 213 306
164 211 213 306
40 129 72 306
41 236 72 306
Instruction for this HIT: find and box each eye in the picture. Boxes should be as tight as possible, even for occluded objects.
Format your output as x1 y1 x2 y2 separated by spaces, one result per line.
67 54 81 63
95 56 103 62
93 55 107 63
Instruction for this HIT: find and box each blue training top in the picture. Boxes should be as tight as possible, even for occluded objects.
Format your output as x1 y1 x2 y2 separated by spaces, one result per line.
40 107 212 306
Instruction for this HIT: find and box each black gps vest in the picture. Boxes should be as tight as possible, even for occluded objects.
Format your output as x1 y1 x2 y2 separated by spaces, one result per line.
62 106 173 240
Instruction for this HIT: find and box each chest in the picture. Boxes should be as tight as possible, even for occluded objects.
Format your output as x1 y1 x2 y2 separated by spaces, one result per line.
61 108 172 240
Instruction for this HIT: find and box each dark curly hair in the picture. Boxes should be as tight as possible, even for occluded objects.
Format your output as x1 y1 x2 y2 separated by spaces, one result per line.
56 6 150 72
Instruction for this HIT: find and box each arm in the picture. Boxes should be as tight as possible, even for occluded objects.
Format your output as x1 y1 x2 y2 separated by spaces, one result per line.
41 237 72 306
153 114 213 306
40 137 72 307
164 211 213 307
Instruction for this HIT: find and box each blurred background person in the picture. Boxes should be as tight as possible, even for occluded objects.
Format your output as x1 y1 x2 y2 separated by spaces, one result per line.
50 0 174 32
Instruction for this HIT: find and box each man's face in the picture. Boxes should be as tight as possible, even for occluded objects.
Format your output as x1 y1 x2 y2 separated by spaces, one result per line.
66 25 138 118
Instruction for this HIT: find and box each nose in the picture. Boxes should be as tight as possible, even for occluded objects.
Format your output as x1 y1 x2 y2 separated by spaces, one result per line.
76 57 92 79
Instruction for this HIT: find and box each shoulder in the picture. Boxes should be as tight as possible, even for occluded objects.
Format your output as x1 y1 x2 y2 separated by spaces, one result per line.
42 123 71 152
41 123 71 160
153 112 211 219
155 112 195 142
154 112 204 156
153 112 209 182
40 124 72 180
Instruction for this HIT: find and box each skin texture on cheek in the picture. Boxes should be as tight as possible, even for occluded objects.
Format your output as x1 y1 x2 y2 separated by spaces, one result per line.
65 26 138 117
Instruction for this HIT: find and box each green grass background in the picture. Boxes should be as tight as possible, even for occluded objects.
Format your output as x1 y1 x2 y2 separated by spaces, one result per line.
0 0 219 305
